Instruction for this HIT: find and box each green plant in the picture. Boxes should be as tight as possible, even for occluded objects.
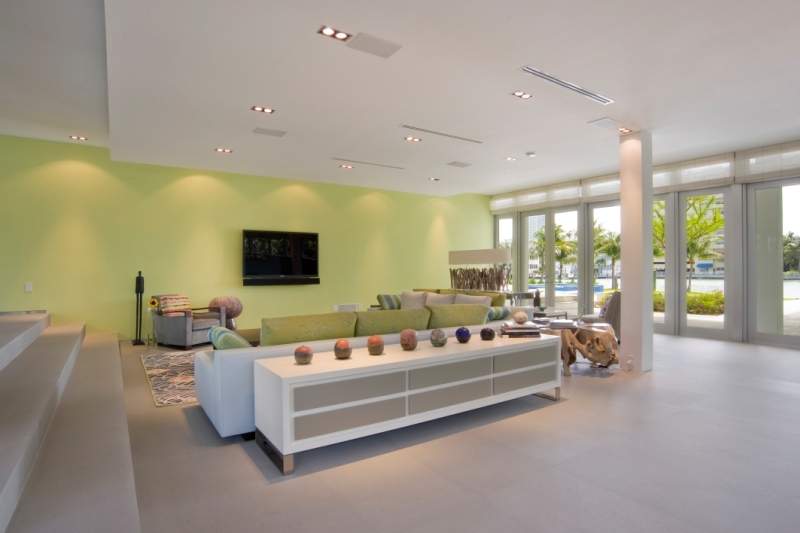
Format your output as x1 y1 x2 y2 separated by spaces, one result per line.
685 196 724 291
652 291 665 312
686 291 725 315
596 231 621 290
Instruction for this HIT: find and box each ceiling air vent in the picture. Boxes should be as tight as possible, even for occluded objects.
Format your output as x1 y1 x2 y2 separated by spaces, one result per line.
253 127 287 137
447 161 471 168
401 125 483 144
332 158 405 170
521 66 614 105
346 33 402 58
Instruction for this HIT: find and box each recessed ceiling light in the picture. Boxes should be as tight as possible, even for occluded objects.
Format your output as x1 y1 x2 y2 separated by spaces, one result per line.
69 135 88 141
404 135 421 143
429 177 440 182
526 151 537 158
511 91 533 100
250 105 274 114
318 25 351 41
506 156 516 161
618 127 633 135
214 147 233 154
339 163 353 169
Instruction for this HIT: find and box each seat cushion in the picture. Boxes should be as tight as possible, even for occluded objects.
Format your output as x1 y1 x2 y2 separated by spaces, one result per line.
427 304 490 329
355 308 431 337
192 318 221 331
208 327 251 350
437 289 505 307
261 312 357 346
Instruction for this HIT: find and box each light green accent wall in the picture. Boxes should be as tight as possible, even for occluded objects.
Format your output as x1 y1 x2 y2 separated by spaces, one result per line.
0 135 492 336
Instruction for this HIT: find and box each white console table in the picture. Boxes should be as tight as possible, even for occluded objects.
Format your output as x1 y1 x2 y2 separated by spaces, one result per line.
254 335 561 474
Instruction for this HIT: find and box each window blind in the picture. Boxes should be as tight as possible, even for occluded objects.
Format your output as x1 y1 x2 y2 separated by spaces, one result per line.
734 140 800 183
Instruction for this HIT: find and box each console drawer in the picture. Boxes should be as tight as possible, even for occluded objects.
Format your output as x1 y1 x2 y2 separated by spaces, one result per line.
494 365 556 394
494 346 555 373
408 379 492 414
408 357 491 390
293 372 405 411
294 398 406 440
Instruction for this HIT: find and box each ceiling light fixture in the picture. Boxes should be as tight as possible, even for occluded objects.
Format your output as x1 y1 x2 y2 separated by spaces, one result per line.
404 135 421 143
339 163 353 169
429 177 440 182
618 127 633 135
506 156 516 161
69 135 88 141
214 147 233 154
318 25 351 42
250 105 275 114
511 91 533 100
526 151 537 158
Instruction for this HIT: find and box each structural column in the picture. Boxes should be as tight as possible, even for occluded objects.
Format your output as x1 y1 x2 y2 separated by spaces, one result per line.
619 131 653 372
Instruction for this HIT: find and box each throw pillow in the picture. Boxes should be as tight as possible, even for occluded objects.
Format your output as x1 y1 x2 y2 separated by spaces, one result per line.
425 292 455 305
208 326 251 350
487 306 511 321
454 293 492 306
377 294 401 310
400 291 426 309
155 294 192 314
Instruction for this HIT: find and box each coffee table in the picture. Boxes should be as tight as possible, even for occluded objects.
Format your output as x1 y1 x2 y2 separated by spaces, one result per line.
254 335 562 474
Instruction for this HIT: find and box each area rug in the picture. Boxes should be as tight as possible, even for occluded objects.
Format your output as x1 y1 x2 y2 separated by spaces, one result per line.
140 350 198 407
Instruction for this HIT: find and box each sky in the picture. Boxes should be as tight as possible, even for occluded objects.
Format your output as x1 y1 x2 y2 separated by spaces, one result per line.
784 185 800 234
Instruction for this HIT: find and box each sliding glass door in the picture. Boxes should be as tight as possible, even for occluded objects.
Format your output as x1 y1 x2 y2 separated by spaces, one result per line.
520 207 581 317
495 215 515 292
748 179 800 347
590 203 621 313
679 190 728 338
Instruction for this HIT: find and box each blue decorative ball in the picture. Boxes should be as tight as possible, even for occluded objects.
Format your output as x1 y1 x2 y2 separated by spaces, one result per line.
455 327 471 344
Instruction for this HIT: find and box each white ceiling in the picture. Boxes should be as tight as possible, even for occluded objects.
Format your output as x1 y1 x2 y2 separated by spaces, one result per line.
2 0 800 196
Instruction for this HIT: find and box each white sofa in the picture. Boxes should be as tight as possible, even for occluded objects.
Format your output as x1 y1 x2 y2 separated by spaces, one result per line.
194 322 503 438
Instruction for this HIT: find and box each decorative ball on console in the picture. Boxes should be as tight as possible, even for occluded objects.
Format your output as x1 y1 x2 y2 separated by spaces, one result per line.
367 335 384 356
430 328 448 347
455 327 472 344
400 329 418 351
294 345 314 365
208 296 243 329
480 327 496 341
512 310 529 325
334 339 352 359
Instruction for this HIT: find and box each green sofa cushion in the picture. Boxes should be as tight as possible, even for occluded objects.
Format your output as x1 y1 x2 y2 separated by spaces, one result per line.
261 312 357 346
208 326 252 350
355 308 431 337
427 304 490 329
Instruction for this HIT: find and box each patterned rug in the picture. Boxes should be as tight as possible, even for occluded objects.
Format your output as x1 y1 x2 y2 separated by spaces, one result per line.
140 350 198 407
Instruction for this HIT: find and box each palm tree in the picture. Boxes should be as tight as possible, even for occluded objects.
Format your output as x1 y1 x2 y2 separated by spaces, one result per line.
553 225 577 281
652 200 666 258
597 231 621 289
685 195 724 291
530 227 547 282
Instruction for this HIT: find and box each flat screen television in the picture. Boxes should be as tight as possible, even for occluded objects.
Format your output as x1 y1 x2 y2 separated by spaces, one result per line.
242 230 319 285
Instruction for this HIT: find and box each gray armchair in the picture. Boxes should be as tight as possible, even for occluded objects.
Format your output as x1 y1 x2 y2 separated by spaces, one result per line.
153 306 226 350
580 291 620 341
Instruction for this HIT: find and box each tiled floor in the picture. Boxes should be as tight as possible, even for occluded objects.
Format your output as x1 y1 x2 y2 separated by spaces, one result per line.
120 335 800 533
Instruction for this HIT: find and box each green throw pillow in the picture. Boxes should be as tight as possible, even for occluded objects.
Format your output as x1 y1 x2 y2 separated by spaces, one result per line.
355 308 431 336
487 306 511 321
208 326 251 350
426 304 489 329
377 294 401 310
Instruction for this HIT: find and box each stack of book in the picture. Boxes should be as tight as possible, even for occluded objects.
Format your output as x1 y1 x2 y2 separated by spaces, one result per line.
500 320 541 338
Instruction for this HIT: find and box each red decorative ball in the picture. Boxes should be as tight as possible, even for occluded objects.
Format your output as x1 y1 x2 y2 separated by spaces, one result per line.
367 335 384 356
334 339 352 359
400 329 418 351
294 345 313 365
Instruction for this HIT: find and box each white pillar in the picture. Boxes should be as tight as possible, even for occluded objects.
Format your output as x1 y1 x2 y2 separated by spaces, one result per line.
620 131 653 372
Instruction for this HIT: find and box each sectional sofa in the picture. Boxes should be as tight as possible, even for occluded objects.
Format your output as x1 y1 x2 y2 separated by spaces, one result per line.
195 304 501 438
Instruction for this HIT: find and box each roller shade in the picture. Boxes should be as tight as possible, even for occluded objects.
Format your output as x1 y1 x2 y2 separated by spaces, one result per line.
734 140 800 183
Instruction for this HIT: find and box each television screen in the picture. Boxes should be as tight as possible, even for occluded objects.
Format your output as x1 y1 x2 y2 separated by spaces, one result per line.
242 230 319 285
